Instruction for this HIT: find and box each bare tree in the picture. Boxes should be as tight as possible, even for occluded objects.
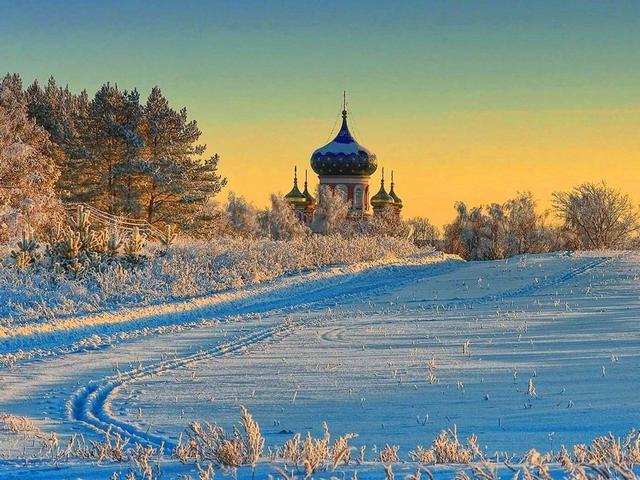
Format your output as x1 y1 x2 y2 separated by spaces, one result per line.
553 182 639 249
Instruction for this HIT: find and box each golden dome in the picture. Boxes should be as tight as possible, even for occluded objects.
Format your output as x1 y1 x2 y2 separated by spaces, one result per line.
284 167 307 204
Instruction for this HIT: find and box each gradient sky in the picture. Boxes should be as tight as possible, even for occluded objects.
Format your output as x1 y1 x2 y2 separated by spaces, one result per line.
2 0 640 226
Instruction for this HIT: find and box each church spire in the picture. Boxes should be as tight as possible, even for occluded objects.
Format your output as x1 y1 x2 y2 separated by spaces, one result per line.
389 169 403 208
371 167 394 207
284 165 306 204
302 169 316 205
342 91 347 119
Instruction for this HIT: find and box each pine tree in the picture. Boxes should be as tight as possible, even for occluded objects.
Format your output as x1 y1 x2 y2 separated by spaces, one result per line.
136 87 226 226
0 74 60 240
76 83 143 214
26 76 89 201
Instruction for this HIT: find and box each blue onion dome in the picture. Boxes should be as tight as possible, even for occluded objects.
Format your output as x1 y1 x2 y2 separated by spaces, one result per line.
311 106 377 176
389 170 403 208
284 167 307 204
302 170 316 206
370 169 394 207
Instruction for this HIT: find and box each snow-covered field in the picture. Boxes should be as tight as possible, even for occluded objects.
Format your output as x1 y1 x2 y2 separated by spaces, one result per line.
1 250 639 478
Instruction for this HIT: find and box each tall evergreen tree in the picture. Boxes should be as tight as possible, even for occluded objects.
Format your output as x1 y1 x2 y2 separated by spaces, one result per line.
136 86 226 225
21 77 226 232
77 83 143 214
26 77 89 200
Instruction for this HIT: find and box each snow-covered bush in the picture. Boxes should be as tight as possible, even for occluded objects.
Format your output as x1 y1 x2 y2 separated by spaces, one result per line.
0 234 422 325
225 192 261 238
311 186 351 236
261 194 310 240
443 193 558 260
406 217 440 248
364 206 408 238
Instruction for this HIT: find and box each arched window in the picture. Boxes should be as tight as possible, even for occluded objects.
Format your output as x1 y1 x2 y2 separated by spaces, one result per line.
335 184 348 200
353 185 363 210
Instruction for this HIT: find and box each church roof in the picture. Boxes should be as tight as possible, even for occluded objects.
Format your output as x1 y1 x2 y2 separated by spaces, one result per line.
371 170 395 206
302 170 316 205
284 167 307 204
310 94 377 176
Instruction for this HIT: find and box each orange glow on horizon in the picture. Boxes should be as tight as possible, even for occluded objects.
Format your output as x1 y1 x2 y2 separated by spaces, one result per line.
203 106 640 228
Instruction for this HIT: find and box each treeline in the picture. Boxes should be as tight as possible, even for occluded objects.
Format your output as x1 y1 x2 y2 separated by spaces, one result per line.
3 73 638 261
0 73 225 240
443 183 640 260
206 188 437 245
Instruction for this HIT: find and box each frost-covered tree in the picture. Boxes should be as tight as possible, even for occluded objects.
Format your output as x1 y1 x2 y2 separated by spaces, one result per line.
226 192 259 237
366 206 407 238
263 194 309 240
311 186 351 235
26 77 89 200
503 192 555 255
136 87 226 225
553 182 639 249
0 74 60 240
444 194 554 260
406 217 439 247
444 202 511 260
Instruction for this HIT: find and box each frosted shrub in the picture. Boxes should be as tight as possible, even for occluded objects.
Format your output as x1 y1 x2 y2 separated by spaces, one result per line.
161 224 178 250
107 229 124 256
10 229 39 268
124 227 147 262
1 234 425 325
379 444 399 463
278 421 355 475
1 413 41 435
72 430 130 463
409 428 480 465
176 407 266 469
240 405 264 466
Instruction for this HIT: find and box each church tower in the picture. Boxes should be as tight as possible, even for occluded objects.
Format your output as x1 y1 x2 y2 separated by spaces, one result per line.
309 93 377 218
284 94 404 224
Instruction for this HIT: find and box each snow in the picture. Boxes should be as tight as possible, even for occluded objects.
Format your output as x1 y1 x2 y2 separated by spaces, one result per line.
1 250 639 478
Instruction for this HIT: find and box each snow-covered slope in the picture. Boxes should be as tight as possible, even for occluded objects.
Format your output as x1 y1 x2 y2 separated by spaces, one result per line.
1 251 639 479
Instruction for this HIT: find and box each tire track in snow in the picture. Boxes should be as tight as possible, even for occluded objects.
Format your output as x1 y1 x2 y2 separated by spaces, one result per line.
393 255 612 309
68 320 303 449
1 255 462 361
66 259 462 448
67 254 613 450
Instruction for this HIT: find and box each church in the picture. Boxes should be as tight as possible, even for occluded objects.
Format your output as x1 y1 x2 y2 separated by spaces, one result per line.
284 95 403 223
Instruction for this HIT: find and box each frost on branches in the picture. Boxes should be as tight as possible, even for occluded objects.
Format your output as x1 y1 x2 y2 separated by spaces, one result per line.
263 194 310 240
0 74 60 241
311 186 350 236
553 182 640 249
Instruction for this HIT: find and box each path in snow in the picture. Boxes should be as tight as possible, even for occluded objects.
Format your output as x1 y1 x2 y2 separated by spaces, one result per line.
1 251 637 473
0 254 455 445
106 251 640 455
